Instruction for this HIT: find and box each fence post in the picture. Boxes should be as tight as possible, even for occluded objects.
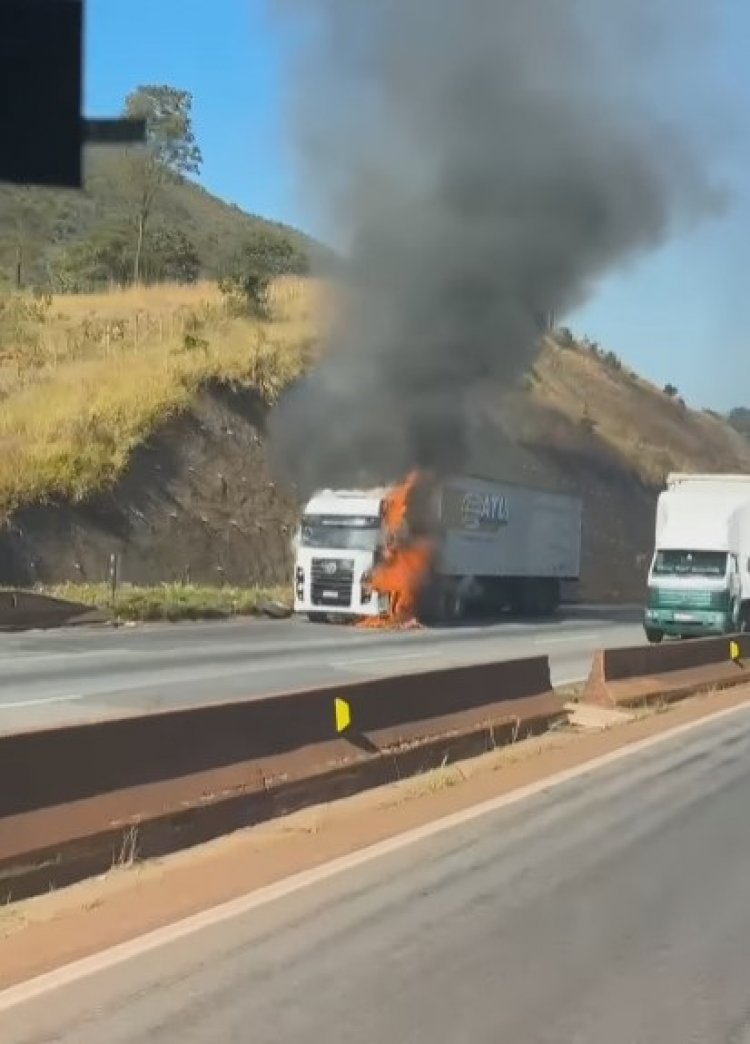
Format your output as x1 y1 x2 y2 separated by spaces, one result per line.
108 552 120 607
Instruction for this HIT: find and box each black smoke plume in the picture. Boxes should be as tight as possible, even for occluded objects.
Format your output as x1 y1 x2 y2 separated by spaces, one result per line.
269 0 722 494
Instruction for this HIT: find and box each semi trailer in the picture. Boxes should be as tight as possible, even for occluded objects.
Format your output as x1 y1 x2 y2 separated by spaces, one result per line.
644 472 750 642
293 474 582 623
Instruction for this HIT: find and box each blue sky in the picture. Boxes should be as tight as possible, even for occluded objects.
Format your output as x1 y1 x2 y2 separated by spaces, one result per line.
85 0 750 412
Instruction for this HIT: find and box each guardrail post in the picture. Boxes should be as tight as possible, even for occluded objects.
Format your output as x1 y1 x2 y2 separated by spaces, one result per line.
108 553 120 607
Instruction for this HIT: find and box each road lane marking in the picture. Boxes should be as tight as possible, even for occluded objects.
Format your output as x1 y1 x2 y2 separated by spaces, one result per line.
534 632 601 645
0 694 84 710
0 648 138 666
1 696 749 1012
331 651 443 668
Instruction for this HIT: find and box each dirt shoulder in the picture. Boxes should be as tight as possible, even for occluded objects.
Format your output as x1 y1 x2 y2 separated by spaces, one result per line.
2 684 749 989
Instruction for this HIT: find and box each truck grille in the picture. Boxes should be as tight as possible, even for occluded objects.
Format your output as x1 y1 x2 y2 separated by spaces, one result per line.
654 589 710 609
648 588 725 610
311 558 355 608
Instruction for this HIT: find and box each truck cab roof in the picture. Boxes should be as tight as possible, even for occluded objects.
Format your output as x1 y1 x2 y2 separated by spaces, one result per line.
303 488 388 518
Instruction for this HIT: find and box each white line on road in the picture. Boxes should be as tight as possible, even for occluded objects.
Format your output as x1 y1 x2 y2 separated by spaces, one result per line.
534 632 601 645
0 694 84 710
2 696 749 1013
331 651 443 668
0 648 138 667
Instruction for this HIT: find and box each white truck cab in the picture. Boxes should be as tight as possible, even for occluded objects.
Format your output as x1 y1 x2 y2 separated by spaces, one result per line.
293 488 390 621
644 473 750 642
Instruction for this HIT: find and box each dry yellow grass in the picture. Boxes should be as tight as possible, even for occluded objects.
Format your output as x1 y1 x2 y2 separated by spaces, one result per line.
0 278 322 517
48 280 225 320
47 277 330 323
532 339 750 484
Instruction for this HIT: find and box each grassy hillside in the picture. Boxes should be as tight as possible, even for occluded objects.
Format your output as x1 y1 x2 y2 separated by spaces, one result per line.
0 148 324 290
0 276 748 599
530 344 750 484
0 278 324 515
1 276 748 517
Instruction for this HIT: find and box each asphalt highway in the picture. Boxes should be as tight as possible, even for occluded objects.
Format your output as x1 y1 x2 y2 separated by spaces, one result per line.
0 606 643 731
3 699 750 1042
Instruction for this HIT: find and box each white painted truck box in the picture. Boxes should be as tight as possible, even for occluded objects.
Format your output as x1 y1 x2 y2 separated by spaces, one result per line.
435 475 581 580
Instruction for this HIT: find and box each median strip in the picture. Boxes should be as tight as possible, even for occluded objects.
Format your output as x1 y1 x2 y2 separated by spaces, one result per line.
2 682 750 994
4 633 750 910
582 633 750 707
0 656 563 903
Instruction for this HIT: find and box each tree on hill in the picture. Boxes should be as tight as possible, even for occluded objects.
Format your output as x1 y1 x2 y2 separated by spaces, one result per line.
142 225 202 284
123 85 203 283
0 82 323 291
8 188 47 289
56 224 133 289
55 221 201 290
219 229 310 315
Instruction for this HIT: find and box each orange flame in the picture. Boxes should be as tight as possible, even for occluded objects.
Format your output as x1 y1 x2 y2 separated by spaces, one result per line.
359 471 434 629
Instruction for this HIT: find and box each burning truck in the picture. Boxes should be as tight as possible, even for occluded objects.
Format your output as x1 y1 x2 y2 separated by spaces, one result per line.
292 472 582 626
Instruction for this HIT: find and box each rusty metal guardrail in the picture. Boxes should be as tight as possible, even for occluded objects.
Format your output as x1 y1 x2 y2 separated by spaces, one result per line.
0 655 563 902
583 634 750 708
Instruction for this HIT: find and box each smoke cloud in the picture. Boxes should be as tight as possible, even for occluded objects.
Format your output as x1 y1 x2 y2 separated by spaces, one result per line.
268 0 722 495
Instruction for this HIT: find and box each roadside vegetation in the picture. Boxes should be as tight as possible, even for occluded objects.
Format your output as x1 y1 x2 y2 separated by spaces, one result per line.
46 581 292 623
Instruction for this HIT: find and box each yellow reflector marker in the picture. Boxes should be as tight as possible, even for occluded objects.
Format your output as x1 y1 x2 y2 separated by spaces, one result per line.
730 640 741 663
334 697 352 733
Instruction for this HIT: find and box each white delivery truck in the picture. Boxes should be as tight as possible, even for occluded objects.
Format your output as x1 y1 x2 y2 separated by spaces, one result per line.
644 473 750 643
293 474 582 623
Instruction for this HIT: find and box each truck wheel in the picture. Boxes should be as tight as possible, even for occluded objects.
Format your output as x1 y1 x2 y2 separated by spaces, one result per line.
415 577 440 625
645 628 663 644
439 588 460 624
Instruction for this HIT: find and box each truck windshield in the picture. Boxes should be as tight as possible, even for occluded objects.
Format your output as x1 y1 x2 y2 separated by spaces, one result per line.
300 515 381 551
653 550 728 577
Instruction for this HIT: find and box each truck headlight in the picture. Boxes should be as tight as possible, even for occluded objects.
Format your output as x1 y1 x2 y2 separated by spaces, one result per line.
360 569 372 603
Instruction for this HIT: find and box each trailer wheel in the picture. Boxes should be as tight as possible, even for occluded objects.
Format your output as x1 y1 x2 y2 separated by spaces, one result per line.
513 579 559 618
540 579 560 617
431 583 465 625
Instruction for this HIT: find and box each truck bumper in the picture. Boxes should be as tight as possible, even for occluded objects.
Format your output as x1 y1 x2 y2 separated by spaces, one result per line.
294 593 389 619
643 608 732 638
